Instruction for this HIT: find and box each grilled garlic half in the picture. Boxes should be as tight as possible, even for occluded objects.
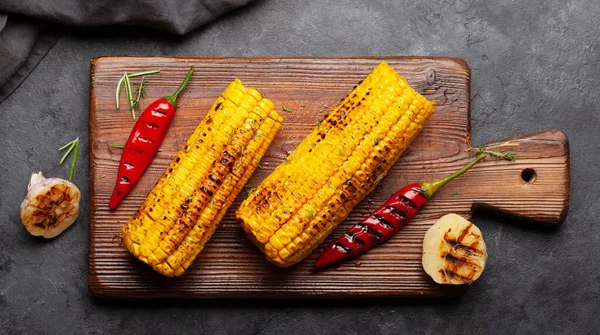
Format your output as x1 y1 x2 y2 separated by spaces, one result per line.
20 172 81 238
422 214 487 285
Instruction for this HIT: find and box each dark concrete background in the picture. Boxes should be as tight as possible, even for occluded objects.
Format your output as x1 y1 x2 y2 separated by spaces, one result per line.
1 0 599 333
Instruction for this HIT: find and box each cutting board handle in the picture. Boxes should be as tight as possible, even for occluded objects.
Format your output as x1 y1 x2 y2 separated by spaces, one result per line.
468 129 570 225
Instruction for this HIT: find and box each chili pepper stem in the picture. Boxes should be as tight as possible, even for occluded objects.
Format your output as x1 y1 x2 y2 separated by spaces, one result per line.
164 67 194 107
420 153 487 198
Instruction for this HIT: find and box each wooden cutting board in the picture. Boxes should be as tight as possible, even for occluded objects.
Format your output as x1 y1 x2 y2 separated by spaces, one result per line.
88 57 569 299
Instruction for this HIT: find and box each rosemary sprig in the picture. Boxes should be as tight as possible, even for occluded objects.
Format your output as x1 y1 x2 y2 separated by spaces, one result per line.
116 70 160 109
58 137 79 181
58 139 76 164
487 150 517 161
450 192 459 197
96 175 106 179
69 140 79 182
472 145 516 161
115 78 124 109
128 70 161 78
317 121 321 130
132 79 147 110
307 209 315 219
282 105 293 113
123 73 136 120
253 130 263 139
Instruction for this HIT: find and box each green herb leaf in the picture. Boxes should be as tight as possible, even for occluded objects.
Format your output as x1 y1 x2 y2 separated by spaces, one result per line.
243 184 255 196
282 105 293 113
450 192 459 197
209 199 214 209
240 145 245 156
59 141 76 165
317 121 321 130
128 70 160 78
253 130 263 139
285 151 296 164
338 149 344 156
96 175 106 179
374 136 380 145
132 79 147 110
58 139 76 151
471 145 516 161
69 138 79 181
475 144 486 157
488 151 516 161
123 73 136 120
115 70 160 110
58 137 79 181
115 77 125 109
59 145 74 165
307 209 315 219
257 155 264 169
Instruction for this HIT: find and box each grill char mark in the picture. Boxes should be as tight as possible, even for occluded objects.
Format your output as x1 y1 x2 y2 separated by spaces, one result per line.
357 223 382 239
398 195 418 209
344 232 366 246
372 214 394 230
384 205 408 221
334 243 353 253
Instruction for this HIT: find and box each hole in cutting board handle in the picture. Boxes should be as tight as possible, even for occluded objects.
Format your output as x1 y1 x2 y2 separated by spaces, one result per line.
521 168 537 183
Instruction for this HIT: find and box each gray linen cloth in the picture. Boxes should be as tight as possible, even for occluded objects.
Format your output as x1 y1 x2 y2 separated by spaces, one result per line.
0 0 255 101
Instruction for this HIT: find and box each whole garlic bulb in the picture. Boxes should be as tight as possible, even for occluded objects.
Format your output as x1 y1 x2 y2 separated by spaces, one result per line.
20 172 81 238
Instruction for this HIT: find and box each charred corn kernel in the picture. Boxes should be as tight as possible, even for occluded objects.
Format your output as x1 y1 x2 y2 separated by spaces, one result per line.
122 79 282 277
236 61 435 267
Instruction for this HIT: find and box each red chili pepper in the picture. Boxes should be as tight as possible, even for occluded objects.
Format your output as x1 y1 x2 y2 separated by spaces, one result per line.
109 68 194 210
314 152 490 269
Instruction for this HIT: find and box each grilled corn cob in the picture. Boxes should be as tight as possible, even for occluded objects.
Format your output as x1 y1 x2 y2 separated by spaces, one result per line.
236 61 435 267
122 79 283 277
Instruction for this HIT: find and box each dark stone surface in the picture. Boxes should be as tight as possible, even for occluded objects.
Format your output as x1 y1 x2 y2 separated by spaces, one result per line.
1 0 599 333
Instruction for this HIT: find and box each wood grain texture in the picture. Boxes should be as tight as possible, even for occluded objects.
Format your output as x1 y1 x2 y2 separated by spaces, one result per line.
88 57 569 299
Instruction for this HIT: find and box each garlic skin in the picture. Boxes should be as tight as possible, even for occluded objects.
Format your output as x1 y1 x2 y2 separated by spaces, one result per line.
20 172 81 239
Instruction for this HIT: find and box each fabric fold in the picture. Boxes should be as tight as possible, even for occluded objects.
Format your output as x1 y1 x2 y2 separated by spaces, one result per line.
0 0 256 102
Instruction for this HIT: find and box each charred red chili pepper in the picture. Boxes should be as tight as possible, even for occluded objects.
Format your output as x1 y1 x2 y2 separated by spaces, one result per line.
109 68 194 209
315 150 508 269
